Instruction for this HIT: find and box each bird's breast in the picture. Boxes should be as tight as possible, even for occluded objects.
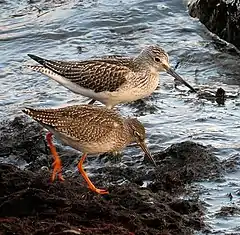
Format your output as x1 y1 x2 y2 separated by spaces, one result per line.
116 73 158 98
55 130 129 154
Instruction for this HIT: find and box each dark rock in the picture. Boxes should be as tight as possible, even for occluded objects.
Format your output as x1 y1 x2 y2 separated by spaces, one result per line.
227 192 233 201
0 116 224 234
216 205 240 217
0 116 47 164
188 0 240 49
196 87 234 105
0 163 205 235
215 87 226 105
126 98 159 116
221 153 240 173
0 116 80 172
148 141 222 194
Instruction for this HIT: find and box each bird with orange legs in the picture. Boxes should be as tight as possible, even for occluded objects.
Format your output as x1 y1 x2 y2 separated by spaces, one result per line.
24 45 195 194
23 105 156 194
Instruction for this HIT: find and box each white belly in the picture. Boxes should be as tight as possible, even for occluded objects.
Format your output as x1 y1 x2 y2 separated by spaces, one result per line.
104 76 159 107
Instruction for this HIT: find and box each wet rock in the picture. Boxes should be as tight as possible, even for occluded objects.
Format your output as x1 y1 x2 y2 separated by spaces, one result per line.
221 153 240 173
0 116 223 234
0 116 80 172
227 192 233 201
215 87 225 105
216 206 240 217
98 142 223 196
0 116 47 164
188 0 240 49
0 163 204 235
149 141 223 193
126 98 159 116
197 87 226 105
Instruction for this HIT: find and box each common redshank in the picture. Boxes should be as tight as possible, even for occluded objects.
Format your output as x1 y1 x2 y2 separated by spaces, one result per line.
27 45 196 108
22 105 156 194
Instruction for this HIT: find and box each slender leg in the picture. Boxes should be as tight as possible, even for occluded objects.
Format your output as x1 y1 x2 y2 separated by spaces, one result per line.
46 132 64 182
77 153 109 194
88 99 96 105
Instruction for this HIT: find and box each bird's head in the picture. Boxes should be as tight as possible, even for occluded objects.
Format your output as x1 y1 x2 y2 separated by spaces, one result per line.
139 45 196 92
125 118 157 167
140 45 169 73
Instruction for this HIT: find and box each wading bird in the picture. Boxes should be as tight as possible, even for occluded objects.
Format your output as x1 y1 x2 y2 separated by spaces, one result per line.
23 105 156 194
27 45 196 109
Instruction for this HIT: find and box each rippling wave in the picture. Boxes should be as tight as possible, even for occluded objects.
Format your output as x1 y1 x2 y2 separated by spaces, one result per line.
1 0 240 233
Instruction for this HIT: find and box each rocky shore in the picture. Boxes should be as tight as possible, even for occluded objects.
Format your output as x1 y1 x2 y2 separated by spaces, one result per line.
0 116 224 234
188 0 240 49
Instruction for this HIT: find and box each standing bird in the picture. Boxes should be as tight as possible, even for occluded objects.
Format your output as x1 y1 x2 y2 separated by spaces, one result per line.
22 105 156 194
27 45 196 109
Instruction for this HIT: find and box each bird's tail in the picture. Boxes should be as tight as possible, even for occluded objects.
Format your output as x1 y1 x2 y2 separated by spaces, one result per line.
22 107 42 120
28 54 46 66
22 107 53 124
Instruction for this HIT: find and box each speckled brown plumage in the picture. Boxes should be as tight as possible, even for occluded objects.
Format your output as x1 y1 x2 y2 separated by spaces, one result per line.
22 104 157 193
27 46 168 93
27 45 196 108
28 55 135 93
23 105 124 141
22 104 151 155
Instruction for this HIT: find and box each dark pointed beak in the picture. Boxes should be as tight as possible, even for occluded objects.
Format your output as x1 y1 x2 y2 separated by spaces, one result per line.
165 66 196 93
138 141 157 167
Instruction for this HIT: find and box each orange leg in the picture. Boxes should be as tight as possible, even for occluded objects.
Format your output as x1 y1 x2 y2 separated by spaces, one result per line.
77 153 109 194
46 132 64 182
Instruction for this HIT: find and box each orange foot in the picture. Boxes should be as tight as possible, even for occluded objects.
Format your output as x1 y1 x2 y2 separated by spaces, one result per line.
51 157 64 182
78 153 109 195
88 185 109 195
46 132 65 182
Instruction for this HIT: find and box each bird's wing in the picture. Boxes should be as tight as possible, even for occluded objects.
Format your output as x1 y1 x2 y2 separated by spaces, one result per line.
22 105 125 142
28 54 135 93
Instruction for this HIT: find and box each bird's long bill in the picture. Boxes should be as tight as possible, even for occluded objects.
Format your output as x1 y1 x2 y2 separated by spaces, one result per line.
166 67 196 92
138 141 157 167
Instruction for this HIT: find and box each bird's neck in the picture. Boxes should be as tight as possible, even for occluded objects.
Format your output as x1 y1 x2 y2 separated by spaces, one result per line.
134 54 150 67
123 120 136 144
133 55 158 74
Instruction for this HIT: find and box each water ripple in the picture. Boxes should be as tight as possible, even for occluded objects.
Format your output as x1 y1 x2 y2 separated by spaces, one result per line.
1 0 240 233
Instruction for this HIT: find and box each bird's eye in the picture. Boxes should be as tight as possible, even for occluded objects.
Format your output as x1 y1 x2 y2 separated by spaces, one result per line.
134 131 144 141
133 131 141 137
154 57 160 62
